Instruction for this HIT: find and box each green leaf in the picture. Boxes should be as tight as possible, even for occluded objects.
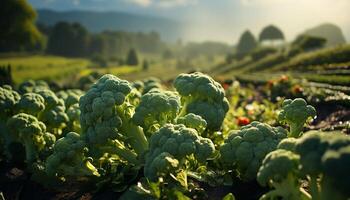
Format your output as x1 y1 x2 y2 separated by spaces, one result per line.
222 193 236 200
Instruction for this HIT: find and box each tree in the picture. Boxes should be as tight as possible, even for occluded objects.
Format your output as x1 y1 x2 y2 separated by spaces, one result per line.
0 0 44 52
259 25 285 43
142 60 149 71
126 49 139 66
47 22 90 57
236 30 258 59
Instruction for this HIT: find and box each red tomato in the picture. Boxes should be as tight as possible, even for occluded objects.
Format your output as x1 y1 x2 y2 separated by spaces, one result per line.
293 85 303 93
267 80 274 88
279 75 289 82
222 83 230 90
237 117 250 126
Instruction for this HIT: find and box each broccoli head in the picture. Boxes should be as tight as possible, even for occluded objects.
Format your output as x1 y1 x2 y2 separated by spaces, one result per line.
277 138 298 151
321 146 350 200
144 124 215 181
79 74 148 163
66 103 81 133
45 132 99 178
6 113 49 163
144 152 180 182
142 77 163 94
18 93 45 116
220 121 287 181
176 113 207 135
278 98 316 138
36 89 69 135
173 72 229 131
0 85 20 117
132 90 181 134
295 131 350 177
56 89 84 108
18 80 49 94
257 149 311 200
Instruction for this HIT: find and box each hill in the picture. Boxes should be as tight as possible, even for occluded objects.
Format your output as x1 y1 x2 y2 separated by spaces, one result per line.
303 23 347 47
36 9 185 42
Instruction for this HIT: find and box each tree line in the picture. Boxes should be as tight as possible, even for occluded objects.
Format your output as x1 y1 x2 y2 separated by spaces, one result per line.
0 0 165 66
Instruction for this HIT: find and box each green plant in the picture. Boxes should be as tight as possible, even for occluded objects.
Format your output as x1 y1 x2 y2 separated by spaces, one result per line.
278 98 316 138
220 121 287 181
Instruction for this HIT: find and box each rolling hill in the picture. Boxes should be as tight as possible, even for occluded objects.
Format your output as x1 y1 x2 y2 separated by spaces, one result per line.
303 23 347 47
36 9 185 42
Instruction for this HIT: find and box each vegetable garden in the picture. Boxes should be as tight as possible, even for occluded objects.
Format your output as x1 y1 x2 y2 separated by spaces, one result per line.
0 72 349 200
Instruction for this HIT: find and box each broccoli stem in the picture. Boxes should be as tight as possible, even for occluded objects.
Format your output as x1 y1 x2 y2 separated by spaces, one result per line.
24 140 37 164
121 120 148 155
267 174 312 200
117 107 148 155
101 140 140 165
289 123 304 138
309 175 320 200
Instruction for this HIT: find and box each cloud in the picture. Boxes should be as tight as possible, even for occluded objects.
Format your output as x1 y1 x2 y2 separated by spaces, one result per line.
126 0 197 7
127 0 151 7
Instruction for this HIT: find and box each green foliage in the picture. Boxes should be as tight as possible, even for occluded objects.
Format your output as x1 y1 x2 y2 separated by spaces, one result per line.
220 121 287 181
126 48 139 66
0 0 44 52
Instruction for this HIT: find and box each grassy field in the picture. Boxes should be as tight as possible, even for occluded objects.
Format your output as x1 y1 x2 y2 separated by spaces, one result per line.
0 55 91 84
0 55 187 85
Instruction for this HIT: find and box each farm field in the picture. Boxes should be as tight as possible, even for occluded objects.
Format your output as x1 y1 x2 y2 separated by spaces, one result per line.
1 0 350 199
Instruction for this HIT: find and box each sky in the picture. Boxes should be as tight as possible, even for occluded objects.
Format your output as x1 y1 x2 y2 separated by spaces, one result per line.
28 0 350 43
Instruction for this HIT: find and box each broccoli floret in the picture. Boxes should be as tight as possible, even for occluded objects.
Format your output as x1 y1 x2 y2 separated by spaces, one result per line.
36 89 69 136
294 131 350 199
79 74 148 164
174 72 229 131
0 86 21 156
132 80 144 91
278 98 316 138
56 89 84 108
0 85 20 117
18 93 45 116
257 149 311 200
45 132 99 178
176 113 207 135
277 138 298 151
144 124 215 182
220 121 287 181
66 103 81 133
144 152 180 182
143 77 163 94
132 90 181 134
18 80 49 94
6 113 50 163
321 146 350 200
